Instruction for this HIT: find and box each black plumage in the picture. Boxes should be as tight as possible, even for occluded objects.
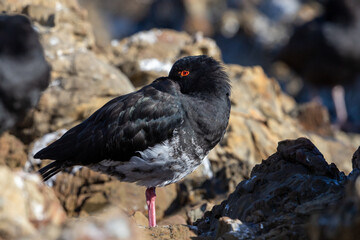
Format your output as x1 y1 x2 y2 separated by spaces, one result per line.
35 55 231 188
0 14 50 134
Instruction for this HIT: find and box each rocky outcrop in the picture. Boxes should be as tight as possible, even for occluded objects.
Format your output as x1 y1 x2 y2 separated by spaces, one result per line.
1 0 360 239
308 147 360 240
50 167 177 220
195 138 347 239
0 166 66 239
59 207 145 240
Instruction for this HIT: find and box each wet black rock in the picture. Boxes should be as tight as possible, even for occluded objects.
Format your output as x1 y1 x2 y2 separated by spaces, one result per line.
352 147 360 170
195 138 347 239
309 148 360 240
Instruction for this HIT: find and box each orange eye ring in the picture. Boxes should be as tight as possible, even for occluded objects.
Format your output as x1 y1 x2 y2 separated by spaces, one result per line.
179 70 190 77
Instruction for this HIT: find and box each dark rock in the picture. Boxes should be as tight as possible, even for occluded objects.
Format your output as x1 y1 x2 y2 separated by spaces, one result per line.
187 201 215 225
141 224 196 240
48 167 177 220
308 170 360 240
352 147 360 170
3 1 360 239
18 50 134 142
276 138 339 178
195 138 347 239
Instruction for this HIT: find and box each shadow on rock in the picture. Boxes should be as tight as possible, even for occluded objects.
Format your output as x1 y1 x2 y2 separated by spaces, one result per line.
195 137 349 239
308 147 360 240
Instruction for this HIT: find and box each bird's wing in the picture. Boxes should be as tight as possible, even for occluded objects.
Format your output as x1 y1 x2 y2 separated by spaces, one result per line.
34 80 184 166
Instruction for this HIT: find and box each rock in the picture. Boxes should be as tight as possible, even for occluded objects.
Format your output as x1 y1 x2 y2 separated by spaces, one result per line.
195 138 347 239
352 147 360 169
215 217 255 240
0 166 66 239
60 207 144 240
159 215 187 226
142 225 197 240
0 132 27 169
308 167 360 240
187 202 215 225
19 50 134 142
292 102 333 136
47 167 177 221
0 0 92 46
80 192 109 215
132 211 148 227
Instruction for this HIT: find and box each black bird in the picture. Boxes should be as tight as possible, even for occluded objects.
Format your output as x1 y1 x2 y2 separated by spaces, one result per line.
278 0 360 129
34 55 231 227
0 14 50 134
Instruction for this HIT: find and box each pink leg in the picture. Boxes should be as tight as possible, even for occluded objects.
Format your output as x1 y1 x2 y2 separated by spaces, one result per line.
332 85 347 127
145 187 156 227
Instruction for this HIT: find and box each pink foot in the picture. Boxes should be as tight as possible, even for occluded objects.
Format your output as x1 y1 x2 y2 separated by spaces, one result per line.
145 187 156 227
332 85 347 127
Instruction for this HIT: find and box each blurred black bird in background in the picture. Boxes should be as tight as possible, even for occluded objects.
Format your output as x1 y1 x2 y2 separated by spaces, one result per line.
278 0 360 130
0 14 50 134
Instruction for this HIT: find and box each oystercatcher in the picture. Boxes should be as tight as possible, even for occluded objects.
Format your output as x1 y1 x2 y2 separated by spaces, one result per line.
0 14 50 134
34 55 231 227
278 0 360 130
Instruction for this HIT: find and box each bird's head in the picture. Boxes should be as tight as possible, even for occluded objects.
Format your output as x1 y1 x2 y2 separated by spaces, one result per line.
168 55 231 97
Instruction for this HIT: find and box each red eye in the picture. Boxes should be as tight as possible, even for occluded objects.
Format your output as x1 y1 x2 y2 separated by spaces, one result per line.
179 70 190 77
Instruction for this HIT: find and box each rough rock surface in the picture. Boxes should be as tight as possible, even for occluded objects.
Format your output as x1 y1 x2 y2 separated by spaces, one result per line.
1 0 360 239
0 132 27 169
308 147 360 240
195 138 347 239
59 207 145 240
51 168 177 220
0 166 66 240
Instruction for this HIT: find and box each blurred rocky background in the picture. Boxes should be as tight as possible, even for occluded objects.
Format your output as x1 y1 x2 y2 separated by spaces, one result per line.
1 0 360 239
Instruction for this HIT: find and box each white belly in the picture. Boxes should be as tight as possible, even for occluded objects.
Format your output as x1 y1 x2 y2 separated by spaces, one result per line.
89 130 207 187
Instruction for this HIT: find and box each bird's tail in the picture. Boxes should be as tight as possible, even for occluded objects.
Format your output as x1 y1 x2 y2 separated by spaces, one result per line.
38 161 63 181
